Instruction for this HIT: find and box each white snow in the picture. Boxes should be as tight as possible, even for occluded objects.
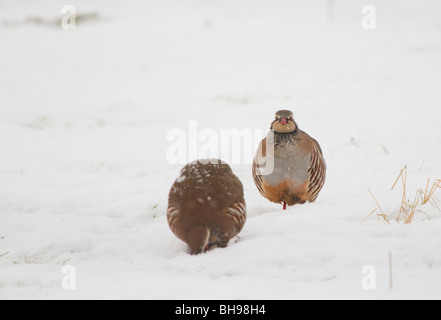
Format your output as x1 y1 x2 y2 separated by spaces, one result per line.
1 0 441 299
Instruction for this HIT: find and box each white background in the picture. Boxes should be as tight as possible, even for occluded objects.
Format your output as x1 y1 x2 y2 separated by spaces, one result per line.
1 0 441 299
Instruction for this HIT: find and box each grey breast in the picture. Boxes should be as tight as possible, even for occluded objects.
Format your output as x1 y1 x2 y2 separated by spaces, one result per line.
261 130 311 187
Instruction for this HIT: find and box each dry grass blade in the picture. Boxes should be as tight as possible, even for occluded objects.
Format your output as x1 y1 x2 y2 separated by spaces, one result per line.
422 179 441 205
391 166 408 223
391 165 407 191
367 166 440 224
363 207 378 222
367 190 390 224
416 209 431 222
377 213 390 224
404 189 423 224
368 189 384 214
428 196 441 212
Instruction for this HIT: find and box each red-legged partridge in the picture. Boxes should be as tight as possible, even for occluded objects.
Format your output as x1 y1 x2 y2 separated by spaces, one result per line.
253 110 326 210
167 159 246 254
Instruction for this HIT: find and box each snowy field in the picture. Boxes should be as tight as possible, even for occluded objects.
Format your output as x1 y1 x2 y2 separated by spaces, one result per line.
1 0 441 299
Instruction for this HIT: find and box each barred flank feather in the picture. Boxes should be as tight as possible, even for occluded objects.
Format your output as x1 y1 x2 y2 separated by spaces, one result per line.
252 160 265 197
225 200 247 232
307 139 326 201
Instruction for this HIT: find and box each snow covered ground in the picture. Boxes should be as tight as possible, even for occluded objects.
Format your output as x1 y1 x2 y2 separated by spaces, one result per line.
1 0 441 299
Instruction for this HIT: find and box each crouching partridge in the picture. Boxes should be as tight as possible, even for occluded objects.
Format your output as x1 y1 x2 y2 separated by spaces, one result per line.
167 159 246 254
252 110 326 210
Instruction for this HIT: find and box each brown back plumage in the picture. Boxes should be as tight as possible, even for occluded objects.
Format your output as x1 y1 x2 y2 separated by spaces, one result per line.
167 159 246 254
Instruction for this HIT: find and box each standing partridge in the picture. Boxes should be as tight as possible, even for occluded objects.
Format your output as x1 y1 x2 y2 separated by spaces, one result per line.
167 159 246 254
252 110 326 210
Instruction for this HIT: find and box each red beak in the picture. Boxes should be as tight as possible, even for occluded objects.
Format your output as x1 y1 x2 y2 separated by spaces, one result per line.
279 117 288 125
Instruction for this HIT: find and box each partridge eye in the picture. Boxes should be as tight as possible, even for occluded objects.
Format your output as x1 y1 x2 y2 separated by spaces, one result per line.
289 117 293 121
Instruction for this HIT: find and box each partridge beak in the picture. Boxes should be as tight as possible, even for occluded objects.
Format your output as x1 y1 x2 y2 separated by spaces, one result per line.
279 117 288 125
